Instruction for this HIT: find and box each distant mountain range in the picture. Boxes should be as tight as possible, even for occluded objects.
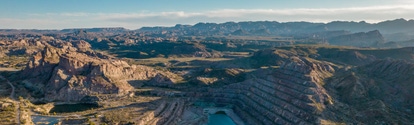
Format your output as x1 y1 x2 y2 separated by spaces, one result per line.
139 18 414 40
1 18 414 41
141 18 414 33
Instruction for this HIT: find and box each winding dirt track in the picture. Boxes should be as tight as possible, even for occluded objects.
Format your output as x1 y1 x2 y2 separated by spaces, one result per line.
0 75 15 99
0 75 19 125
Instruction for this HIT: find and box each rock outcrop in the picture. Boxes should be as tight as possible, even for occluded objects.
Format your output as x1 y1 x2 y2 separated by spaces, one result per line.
19 46 182 101
0 39 48 56
71 40 92 52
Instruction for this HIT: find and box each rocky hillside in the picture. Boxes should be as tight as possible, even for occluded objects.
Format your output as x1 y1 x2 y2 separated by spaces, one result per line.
177 57 337 124
18 45 182 101
325 59 414 124
328 30 385 47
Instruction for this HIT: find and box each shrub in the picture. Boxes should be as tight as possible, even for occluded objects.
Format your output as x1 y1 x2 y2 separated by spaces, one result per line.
20 119 26 124
89 121 96 125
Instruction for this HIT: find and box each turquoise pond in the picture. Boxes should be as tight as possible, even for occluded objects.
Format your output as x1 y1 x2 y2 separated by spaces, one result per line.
31 115 61 125
207 114 236 125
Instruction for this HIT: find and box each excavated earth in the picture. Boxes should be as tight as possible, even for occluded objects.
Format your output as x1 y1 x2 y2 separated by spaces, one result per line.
124 47 414 124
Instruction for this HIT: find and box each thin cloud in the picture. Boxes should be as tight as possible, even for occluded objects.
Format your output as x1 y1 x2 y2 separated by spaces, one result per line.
99 5 414 22
3 5 414 29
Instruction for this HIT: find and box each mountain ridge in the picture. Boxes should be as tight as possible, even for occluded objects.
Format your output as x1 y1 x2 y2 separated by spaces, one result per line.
0 18 412 32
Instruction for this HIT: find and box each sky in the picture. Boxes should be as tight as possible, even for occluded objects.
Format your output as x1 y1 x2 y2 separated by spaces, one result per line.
1 0 414 29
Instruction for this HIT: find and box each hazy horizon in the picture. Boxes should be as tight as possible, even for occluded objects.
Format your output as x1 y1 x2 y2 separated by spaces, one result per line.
1 0 414 29
0 18 412 30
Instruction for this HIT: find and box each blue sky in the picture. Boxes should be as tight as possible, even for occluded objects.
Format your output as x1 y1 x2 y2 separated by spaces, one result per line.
1 0 413 29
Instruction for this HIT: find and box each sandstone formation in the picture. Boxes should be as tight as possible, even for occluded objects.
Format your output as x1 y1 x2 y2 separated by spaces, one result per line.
19 45 182 101
0 39 47 56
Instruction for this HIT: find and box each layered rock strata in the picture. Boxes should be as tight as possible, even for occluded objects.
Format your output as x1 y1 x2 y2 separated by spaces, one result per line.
132 99 186 125
19 46 182 101
141 57 336 124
